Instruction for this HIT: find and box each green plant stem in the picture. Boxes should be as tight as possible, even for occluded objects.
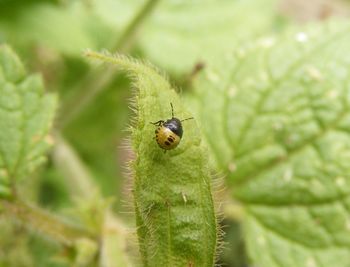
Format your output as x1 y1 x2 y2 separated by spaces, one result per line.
52 133 98 199
1 199 94 246
51 135 133 265
113 0 161 52
59 0 161 128
99 211 133 267
86 51 218 266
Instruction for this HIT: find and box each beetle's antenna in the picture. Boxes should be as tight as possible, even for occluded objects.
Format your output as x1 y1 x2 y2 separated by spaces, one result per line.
170 102 174 118
181 117 194 122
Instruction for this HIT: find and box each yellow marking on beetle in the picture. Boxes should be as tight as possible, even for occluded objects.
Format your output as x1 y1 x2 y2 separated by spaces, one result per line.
156 127 181 150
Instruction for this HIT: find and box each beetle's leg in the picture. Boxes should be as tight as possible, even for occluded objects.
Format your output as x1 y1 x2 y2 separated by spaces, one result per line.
150 120 164 126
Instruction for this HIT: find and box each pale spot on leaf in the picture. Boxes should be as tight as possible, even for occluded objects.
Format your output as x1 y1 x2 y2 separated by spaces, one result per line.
258 37 275 48
206 70 220 83
236 49 246 59
259 71 269 83
273 122 284 131
336 176 345 187
345 219 350 231
228 162 236 172
45 135 54 145
306 257 316 267
228 86 238 98
0 169 8 179
296 32 309 43
306 66 323 81
257 236 266 246
286 133 300 145
283 168 293 182
326 89 339 99
182 192 187 204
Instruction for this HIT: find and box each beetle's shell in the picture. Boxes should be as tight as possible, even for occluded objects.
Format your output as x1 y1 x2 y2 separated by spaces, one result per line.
155 126 181 150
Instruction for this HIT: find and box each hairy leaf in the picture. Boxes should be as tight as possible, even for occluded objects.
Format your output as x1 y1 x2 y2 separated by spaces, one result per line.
0 45 57 197
86 51 217 267
190 21 350 267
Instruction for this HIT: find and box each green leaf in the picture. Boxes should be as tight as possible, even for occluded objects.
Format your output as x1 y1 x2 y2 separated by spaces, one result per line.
87 0 285 74
86 51 217 267
190 21 350 267
0 45 57 197
138 0 284 74
0 2 117 55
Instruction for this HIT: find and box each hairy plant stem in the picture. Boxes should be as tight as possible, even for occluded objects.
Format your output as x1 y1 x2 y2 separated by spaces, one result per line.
86 51 218 266
1 199 94 246
59 0 161 128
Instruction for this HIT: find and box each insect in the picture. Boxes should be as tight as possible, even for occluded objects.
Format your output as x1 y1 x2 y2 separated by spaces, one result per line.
150 103 193 150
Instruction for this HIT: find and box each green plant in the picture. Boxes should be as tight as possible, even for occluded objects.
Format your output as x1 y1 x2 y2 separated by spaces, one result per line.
1 1 350 267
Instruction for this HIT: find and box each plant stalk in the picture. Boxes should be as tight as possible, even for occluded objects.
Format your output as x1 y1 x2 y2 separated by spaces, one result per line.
113 0 161 52
52 133 98 200
59 0 161 128
1 199 94 246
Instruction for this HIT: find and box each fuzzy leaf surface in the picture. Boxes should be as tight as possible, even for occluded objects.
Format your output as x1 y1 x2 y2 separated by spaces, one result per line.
86 51 217 267
190 21 350 267
0 45 57 197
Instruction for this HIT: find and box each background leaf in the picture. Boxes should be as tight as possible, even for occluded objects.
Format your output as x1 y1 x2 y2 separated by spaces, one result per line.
0 45 57 196
138 0 285 74
0 1 118 55
189 21 350 267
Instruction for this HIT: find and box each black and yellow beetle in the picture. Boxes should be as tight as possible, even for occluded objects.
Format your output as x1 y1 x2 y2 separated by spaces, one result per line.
151 103 193 150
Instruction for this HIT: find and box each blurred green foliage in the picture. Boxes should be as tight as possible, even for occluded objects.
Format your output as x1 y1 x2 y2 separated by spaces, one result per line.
1 0 350 266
